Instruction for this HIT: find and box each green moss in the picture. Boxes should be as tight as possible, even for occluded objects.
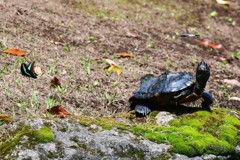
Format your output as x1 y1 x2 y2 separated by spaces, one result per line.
0 125 54 156
0 126 30 155
73 108 240 157
117 146 145 159
33 127 54 143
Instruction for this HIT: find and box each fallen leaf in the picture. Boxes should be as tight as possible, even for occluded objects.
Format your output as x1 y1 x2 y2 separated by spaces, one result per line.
0 115 12 121
3 48 25 56
223 79 240 87
198 40 224 49
126 31 138 38
47 105 71 117
107 64 122 75
51 77 61 88
105 59 117 66
34 66 42 76
105 59 122 75
116 52 134 58
229 97 240 101
216 0 230 5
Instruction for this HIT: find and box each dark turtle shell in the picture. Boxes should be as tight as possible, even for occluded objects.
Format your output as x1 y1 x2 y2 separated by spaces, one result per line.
131 72 195 99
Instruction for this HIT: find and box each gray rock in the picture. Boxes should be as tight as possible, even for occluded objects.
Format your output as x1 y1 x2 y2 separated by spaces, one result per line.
2 119 171 160
156 111 176 126
1 118 238 160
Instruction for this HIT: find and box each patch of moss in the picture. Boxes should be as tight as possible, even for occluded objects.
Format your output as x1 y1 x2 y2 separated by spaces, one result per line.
33 127 54 143
0 126 30 156
0 125 54 156
117 146 145 159
77 108 240 157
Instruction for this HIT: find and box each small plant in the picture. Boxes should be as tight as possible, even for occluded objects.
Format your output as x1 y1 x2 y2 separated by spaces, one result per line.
55 86 67 94
225 16 235 26
63 43 71 52
231 51 240 59
220 60 227 68
80 57 92 75
209 11 217 17
45 97 57 109
47 65 57 75
31 91 40 109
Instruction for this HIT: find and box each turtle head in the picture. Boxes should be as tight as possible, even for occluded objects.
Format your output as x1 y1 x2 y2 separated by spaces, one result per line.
195 61 210 91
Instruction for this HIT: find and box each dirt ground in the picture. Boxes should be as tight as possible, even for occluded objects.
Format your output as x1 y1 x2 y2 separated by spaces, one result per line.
0 0 239 119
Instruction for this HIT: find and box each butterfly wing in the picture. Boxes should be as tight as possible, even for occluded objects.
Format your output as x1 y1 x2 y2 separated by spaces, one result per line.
20 62 38 78
21 63 32 77
28 62 38 78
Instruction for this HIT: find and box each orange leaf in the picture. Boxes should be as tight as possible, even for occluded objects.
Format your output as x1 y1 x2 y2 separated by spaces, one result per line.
116 52 134 58
47 105 71 117
198 40 224 49
3 48 25 56
0 115 12 121
51 77 61 88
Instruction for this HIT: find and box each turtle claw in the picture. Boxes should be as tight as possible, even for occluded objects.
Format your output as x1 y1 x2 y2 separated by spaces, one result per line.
135 105 151 117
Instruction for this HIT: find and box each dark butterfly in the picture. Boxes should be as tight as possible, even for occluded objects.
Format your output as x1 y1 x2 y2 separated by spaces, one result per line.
179 26 200 37
20 61 38 79
180 33 200 37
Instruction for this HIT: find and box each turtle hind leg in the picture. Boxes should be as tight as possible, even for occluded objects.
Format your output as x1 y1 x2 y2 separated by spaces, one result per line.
201 90 213 109
135 105 151 117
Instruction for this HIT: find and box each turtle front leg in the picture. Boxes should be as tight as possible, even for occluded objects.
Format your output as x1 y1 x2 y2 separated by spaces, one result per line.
135 105 151 117
174 91 201 103
201 90 213 109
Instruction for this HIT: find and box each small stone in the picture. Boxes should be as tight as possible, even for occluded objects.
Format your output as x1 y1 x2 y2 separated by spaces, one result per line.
155 112 176 126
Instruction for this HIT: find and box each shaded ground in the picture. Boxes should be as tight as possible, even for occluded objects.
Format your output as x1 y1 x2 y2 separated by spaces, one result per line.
0 0 240 119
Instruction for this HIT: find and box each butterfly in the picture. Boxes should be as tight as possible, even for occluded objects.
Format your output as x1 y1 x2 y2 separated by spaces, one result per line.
180 33 200 37
179 26 200 37
20 61 38 78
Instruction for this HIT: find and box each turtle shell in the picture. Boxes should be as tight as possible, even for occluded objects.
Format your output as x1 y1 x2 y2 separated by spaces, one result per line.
132 72 196 99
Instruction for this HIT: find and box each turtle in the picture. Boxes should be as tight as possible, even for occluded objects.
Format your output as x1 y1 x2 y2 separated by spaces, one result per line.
129 61 213 117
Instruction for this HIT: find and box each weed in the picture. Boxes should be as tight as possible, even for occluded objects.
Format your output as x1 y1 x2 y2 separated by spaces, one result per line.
45 97 57 109
64 43 71 52
209 11 217 17
232 51 240 59
80 57 92 75
30 91 40 109
47 65 57 75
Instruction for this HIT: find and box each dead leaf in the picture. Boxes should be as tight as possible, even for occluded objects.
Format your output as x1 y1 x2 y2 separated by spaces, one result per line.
3 48 25 56
116 52 134 58
105 59 122 75
34 66 42 76
126 31 138 38
105 59 117 66
223 79 240 87
0 115 12 121
51 77 61 88
47 105 71 117
198 40 224 50
229 97 240 101
216 0 230 5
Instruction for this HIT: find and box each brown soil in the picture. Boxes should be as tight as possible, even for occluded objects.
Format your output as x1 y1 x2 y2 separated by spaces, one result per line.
0 0 239 118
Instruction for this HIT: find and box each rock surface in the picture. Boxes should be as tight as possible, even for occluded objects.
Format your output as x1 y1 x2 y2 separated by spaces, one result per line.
0 118 238 160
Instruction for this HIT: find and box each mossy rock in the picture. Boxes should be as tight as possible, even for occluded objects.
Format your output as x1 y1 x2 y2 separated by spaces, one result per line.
33 127 55 143
77 108 240 157
0 126 54 156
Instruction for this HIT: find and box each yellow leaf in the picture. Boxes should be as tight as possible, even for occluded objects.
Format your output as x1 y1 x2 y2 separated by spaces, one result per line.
116 52 134 58
0 115 12 121
107 64 122 75
216 0 230 5
105 59 123 75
